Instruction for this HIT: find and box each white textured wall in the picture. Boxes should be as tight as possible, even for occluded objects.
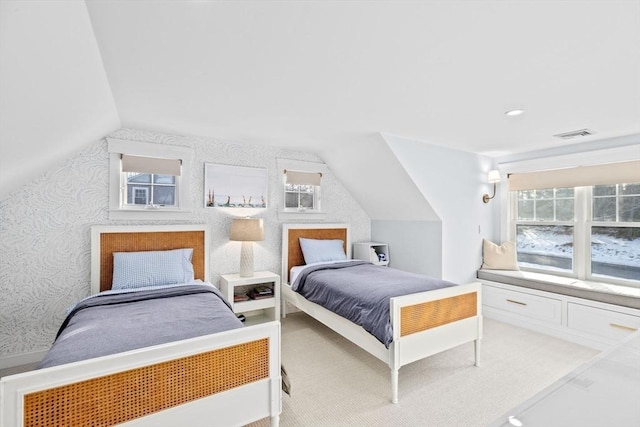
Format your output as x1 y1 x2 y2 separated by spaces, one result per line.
0 128 370 360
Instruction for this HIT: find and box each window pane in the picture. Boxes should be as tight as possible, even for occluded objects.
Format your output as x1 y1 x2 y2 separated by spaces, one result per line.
556 188 574 198
620 196 640 222
537 189 554 199
556 199 574 221
518 200 534 220
516 225 573 272
127 185 150 205
591 226 640 281
285 192 298 208
594 185 615 196
152 186 176 205
593 197 616 221
536 200 554 221
153 174 175 184
518 190 534 200
126 172 151 183
300 193 314 208
620 183 640 196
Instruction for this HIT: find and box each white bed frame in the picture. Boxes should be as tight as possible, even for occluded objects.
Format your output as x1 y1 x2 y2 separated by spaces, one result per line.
1 224 281 427
281 223 482 403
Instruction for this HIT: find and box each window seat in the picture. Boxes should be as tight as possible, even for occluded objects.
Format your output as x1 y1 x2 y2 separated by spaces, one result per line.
477 269 640 310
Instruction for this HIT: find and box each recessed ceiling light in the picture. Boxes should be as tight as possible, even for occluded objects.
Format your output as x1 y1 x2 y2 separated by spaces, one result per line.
504 109 525 116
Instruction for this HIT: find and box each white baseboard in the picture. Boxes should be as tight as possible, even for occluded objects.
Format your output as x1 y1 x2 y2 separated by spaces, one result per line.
1 350 47 369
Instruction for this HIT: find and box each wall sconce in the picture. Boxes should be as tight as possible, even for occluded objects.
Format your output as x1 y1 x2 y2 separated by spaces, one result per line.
229 218 264 277
482 170 501 203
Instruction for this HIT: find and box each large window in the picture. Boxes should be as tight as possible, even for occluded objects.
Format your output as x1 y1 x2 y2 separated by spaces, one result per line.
511 182 640 285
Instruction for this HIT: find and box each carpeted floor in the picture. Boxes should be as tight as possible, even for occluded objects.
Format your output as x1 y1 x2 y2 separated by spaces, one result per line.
250 313 599 427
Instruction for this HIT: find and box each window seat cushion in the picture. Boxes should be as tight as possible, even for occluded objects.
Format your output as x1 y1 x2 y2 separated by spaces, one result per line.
477 269 640 310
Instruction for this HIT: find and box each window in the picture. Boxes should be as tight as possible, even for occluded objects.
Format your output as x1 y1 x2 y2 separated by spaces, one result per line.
108 138 193 220
126 173 176 206
514 188 575 273
284 170 321 211
508 159 640 286
277 158 327 220
591 183 640 282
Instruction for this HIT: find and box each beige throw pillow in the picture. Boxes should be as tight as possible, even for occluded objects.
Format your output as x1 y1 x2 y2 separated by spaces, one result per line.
482 239 519 270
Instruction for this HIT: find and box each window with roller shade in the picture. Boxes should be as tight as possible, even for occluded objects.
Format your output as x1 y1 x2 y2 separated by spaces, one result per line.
107 138 193 219
284 170 322 211
509 160 640 286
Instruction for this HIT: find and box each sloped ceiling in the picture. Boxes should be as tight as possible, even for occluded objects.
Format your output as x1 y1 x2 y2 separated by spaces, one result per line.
1 0 639 199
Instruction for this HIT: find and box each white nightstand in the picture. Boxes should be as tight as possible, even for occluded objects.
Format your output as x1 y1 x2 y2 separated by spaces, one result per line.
220 271 280 326
353 242 390 266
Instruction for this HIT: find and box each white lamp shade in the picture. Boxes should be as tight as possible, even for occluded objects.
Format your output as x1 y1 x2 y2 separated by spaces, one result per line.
487 170 501 184
230 218 264 242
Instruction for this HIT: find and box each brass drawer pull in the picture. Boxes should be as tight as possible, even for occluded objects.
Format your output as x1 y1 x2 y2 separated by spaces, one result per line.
506 299 527 306
609 323 638 332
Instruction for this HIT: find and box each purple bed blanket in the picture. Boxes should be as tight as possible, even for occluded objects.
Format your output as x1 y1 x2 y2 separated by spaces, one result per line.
292 261 456 347
39 283 243 368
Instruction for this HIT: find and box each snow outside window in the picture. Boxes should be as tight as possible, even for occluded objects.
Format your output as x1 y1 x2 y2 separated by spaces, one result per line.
511 183 639 286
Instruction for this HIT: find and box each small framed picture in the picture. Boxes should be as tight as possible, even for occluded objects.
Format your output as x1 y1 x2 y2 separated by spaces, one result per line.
204 163 268 208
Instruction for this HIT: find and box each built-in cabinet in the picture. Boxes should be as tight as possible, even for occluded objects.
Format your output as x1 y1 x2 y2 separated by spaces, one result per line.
480 280 640 350
353 242 389 266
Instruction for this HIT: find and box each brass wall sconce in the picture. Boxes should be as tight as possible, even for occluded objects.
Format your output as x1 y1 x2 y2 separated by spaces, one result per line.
482 170 501 203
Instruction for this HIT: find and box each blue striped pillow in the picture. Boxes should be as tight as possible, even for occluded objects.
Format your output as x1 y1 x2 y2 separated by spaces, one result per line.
112 248 195 290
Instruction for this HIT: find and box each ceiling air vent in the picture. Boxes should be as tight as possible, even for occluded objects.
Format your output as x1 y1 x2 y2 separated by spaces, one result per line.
553 129 595 139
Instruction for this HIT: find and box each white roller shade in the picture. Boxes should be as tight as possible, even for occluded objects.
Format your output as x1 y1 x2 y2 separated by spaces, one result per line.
122 155 182 176
508 160 640 191
285 170 322 186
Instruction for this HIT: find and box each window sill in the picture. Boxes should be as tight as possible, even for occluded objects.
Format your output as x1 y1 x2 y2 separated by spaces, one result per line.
477 269 640 309
108 209 194 220
277 210 327 221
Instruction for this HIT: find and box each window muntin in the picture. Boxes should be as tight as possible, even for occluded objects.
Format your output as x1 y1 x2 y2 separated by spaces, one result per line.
511 183 639 286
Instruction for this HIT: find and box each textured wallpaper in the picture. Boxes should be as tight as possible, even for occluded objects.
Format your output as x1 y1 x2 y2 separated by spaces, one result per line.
0 128 370 359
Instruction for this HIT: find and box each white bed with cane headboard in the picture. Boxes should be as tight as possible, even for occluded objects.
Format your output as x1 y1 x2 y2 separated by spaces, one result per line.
280 223 482 404
1 224 281 427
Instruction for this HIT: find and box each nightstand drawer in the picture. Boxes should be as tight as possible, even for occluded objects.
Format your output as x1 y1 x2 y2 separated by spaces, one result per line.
568 303 640 340
483 285 562 324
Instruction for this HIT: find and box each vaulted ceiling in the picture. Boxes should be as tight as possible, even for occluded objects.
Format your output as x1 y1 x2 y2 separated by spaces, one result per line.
2 0 639 199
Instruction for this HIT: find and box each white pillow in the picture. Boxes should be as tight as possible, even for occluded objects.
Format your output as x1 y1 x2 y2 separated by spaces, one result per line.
299 238 347 265
112 248 195 290
481 240 519 270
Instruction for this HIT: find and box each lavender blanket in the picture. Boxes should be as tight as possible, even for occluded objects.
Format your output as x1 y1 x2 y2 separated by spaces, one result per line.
39 283 243 368
292 261 456 347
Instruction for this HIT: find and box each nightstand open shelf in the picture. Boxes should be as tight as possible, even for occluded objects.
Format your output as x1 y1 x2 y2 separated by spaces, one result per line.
353 242 389 266
220 271 280 325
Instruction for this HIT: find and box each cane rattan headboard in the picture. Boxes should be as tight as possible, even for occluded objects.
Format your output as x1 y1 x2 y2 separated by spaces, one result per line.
281 224 349 283
91 225 209 293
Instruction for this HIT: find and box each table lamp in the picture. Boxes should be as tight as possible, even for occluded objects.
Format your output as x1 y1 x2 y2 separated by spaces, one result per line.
230 218 264 277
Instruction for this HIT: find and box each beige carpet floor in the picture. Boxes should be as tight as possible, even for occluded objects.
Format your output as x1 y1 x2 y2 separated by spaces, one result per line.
251 314 599 427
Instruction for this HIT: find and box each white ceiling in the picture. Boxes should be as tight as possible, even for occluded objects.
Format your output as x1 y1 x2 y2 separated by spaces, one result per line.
1 0 639 198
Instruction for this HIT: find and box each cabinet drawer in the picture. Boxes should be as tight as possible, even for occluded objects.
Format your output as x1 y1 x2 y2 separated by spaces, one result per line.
568 303 640 340
483 285 562 324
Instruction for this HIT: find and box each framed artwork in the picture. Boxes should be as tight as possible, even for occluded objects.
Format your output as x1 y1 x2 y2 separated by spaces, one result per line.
204 163 268 208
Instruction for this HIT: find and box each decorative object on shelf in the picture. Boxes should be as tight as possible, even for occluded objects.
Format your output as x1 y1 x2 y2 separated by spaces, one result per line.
482 169 501 204
370 248 379 263
230 217 264 277
204 163 268 208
